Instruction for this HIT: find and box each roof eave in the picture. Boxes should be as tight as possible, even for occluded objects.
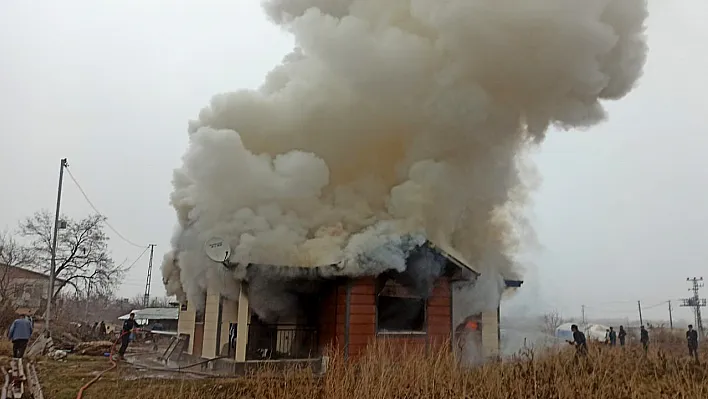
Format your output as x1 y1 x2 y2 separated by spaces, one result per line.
424 240 480 276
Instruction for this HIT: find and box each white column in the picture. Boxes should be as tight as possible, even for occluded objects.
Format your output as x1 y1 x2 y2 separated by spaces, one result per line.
234 282 250 362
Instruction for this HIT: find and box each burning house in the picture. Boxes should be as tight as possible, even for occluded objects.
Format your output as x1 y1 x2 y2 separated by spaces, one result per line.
174 238 522 364
159 0 646 371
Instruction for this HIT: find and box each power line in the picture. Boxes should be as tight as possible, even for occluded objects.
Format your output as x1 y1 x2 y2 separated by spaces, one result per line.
64 167 145 248
592 299 639 306
584 300 682 317
125 246 151 271
642 301 671 310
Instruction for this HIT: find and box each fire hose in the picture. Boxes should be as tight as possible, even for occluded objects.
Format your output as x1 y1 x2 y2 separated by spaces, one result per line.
75 331 228 398
75 330 130 399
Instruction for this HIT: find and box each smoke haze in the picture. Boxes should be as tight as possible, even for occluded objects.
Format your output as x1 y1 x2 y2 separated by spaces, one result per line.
162 0 647 326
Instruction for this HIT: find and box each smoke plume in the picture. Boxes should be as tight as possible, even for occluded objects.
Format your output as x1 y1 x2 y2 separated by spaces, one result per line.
162 0 647 334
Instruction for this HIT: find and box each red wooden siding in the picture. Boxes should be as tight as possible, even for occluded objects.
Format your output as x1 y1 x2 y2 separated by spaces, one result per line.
318 284 339 354
318 276 453 359
343 277 376 357
427 279 452 351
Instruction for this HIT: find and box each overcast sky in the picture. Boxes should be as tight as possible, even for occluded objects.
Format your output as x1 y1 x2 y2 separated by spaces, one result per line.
1 1 706 325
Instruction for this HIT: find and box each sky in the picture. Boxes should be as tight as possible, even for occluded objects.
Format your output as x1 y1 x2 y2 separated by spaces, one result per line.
1 1 707 325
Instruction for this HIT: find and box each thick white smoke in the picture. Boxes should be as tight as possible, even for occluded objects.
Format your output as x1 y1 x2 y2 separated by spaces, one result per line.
162 0 647 329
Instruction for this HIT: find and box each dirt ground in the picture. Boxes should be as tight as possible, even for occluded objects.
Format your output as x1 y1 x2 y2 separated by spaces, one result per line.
36 355 239 399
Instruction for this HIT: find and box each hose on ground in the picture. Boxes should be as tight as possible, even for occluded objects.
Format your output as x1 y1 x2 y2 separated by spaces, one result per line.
75 330 129 399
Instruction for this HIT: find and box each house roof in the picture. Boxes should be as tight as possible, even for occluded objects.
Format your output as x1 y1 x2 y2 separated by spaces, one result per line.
424 240 479 275
236 239 480 278
228 239 523 296
118 307 179 321
0 263 67 283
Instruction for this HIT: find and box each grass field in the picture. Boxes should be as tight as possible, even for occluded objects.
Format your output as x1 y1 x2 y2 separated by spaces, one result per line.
31 335 708 399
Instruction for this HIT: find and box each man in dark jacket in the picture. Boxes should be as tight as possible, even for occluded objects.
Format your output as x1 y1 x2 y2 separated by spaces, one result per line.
640 325 649 354
609 327 617 346
117 313 136 360
567 324 587 360
618 326 627 347
687 324 699 362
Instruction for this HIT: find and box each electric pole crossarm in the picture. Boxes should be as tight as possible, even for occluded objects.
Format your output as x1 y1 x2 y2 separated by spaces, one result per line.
680 277 706 338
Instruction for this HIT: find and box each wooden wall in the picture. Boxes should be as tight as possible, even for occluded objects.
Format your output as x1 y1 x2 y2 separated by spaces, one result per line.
318 276 452 359
427 279 452 351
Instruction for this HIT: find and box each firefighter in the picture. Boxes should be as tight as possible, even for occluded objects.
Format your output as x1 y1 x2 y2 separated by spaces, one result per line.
117 313 136 360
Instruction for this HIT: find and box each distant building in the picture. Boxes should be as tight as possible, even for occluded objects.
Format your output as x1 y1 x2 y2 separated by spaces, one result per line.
0 263 66 315
118 307 179 332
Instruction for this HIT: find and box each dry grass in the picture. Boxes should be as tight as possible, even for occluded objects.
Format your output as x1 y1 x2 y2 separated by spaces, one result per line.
34 340 708 399
0 339 11 357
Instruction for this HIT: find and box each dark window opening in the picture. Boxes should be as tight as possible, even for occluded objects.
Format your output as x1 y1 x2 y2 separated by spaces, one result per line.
376 276 426 333
180 301 188 311
195 309 205 323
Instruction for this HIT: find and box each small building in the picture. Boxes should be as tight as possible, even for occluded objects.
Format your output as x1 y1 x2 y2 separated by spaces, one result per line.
175 240 522 364
0 263 66 316
118 307 179 332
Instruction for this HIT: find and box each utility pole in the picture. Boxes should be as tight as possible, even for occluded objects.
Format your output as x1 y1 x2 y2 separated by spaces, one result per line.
681 277 706 338
581 305 586 325
668 300 673 330
142 244 156 308
84 279 92 320
637 300 643 326
46 158 68 337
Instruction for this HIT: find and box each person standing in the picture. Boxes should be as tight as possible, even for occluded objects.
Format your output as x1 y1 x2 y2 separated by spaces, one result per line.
609 327 617 346
99 321 106 339
117 313 136 360
8 315 33 359
687 324 699 362
640 325 649 354
618 326 627 347
567 324 588 361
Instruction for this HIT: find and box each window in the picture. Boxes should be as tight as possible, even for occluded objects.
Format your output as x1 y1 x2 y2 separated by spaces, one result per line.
32 285 43 300
376 276 426 333
13 283 26 299
181 301 188 311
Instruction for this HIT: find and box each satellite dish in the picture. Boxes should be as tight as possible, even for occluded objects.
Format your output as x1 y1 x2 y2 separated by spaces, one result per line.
204 237 231 263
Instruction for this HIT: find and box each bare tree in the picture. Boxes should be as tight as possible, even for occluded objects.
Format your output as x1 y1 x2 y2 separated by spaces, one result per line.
18 210 125 303
542 310 566 335
126 295 144 310
123 295 174 309
0 231 35 308
149 296 174 308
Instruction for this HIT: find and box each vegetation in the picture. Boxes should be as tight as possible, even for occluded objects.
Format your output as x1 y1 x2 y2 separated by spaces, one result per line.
0 230 36 309
30 336 708 399
18 210 125 299
0 211 134 328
